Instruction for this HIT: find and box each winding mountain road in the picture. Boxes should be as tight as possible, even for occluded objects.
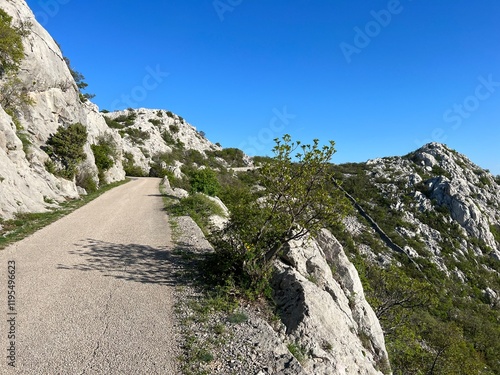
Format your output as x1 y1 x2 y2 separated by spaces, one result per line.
0 178 180 374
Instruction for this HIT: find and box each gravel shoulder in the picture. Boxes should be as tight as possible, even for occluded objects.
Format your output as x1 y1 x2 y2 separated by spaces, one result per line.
171 216 303 375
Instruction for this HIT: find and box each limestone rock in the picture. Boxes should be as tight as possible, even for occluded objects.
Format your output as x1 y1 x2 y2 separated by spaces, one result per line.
273 229 390 375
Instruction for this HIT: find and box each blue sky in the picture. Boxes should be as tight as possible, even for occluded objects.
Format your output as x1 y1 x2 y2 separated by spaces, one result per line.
25 0 500 174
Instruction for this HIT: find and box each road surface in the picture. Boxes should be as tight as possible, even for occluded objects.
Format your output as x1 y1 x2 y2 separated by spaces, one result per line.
0 178 180 374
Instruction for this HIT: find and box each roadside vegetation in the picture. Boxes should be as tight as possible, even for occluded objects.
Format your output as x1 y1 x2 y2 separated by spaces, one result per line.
161 135 352 372
160 136 499 374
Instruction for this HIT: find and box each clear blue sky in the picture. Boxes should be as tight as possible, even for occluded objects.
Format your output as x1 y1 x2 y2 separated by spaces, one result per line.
25 0 500 174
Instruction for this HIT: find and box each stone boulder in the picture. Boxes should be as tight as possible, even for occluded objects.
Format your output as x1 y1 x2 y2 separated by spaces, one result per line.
273 229 390 375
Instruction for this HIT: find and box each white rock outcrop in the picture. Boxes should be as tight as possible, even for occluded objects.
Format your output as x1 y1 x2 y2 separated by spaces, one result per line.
0 0 125 218
273 229 390 375
105 108 220 175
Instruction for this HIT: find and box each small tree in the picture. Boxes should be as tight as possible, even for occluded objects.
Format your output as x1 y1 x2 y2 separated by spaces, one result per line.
44 123 88 179
189 168 220 196
210 134 351 293
0 9 25 76
63 56 95 101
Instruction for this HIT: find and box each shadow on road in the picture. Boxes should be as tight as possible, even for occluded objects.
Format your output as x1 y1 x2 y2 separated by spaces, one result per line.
57 239 205 286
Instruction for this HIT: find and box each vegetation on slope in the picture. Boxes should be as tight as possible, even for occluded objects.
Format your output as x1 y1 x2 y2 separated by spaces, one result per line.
330 159 500 374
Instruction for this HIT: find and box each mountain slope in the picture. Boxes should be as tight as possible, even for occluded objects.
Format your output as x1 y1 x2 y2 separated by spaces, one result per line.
330 142 500 374
0 0 225 219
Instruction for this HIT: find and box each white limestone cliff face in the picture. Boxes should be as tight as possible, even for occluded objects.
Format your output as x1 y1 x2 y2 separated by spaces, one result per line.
273 229 390 375
0 105 79 217
0 0 125 218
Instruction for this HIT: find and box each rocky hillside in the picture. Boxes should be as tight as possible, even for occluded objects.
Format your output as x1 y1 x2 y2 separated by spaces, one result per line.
0 0 225 219
330 143 500 374
102 108 221 177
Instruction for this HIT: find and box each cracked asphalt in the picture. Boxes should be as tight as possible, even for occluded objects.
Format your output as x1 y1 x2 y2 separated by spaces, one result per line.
0 178 180 374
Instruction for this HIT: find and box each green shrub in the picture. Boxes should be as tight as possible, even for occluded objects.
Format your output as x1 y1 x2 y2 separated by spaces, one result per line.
490 224 500 243
189 168 220 196
17 131 31 154
91 136 116 183
104 116 124 129
107 112 137 127
44 123 88 179
169 193 225 232
63 56 95 102
227 312 248 324
169 124 179 133
122 152 146 177
148 118 162 126
76 169 98 193
209 135 350 295
119 128 149 144
0 9 26 75
287 343 307 364
207 148 246 167
162 130 176 145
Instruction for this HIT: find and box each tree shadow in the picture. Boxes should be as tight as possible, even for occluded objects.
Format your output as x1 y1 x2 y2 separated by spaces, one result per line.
57 238 205 286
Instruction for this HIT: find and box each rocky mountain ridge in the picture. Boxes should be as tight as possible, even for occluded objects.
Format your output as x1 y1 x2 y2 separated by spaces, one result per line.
331 143 499 373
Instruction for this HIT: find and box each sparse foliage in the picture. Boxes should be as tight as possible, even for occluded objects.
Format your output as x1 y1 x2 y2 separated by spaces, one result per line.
209 134 351 294
63 56 95 101
0 72 34 110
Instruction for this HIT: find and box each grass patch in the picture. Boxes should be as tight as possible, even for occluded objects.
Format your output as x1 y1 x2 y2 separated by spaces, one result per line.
227 311 248 324
0 179 129 250
287 342 307 364
167 193 225 234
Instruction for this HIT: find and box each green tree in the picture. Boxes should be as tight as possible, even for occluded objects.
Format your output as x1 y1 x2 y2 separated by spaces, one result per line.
189 168 220 196
63 56 95 101
91 136 116 183
210 134 351 293
0 8 25 76
44 123 88 179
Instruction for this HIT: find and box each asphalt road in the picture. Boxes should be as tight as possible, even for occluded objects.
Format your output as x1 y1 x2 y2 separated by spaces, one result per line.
0 178 180 374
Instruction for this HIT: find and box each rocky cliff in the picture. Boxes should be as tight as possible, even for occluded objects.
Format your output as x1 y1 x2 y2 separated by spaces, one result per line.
0 0 222 219
0 0 123 218
331 143 500 374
